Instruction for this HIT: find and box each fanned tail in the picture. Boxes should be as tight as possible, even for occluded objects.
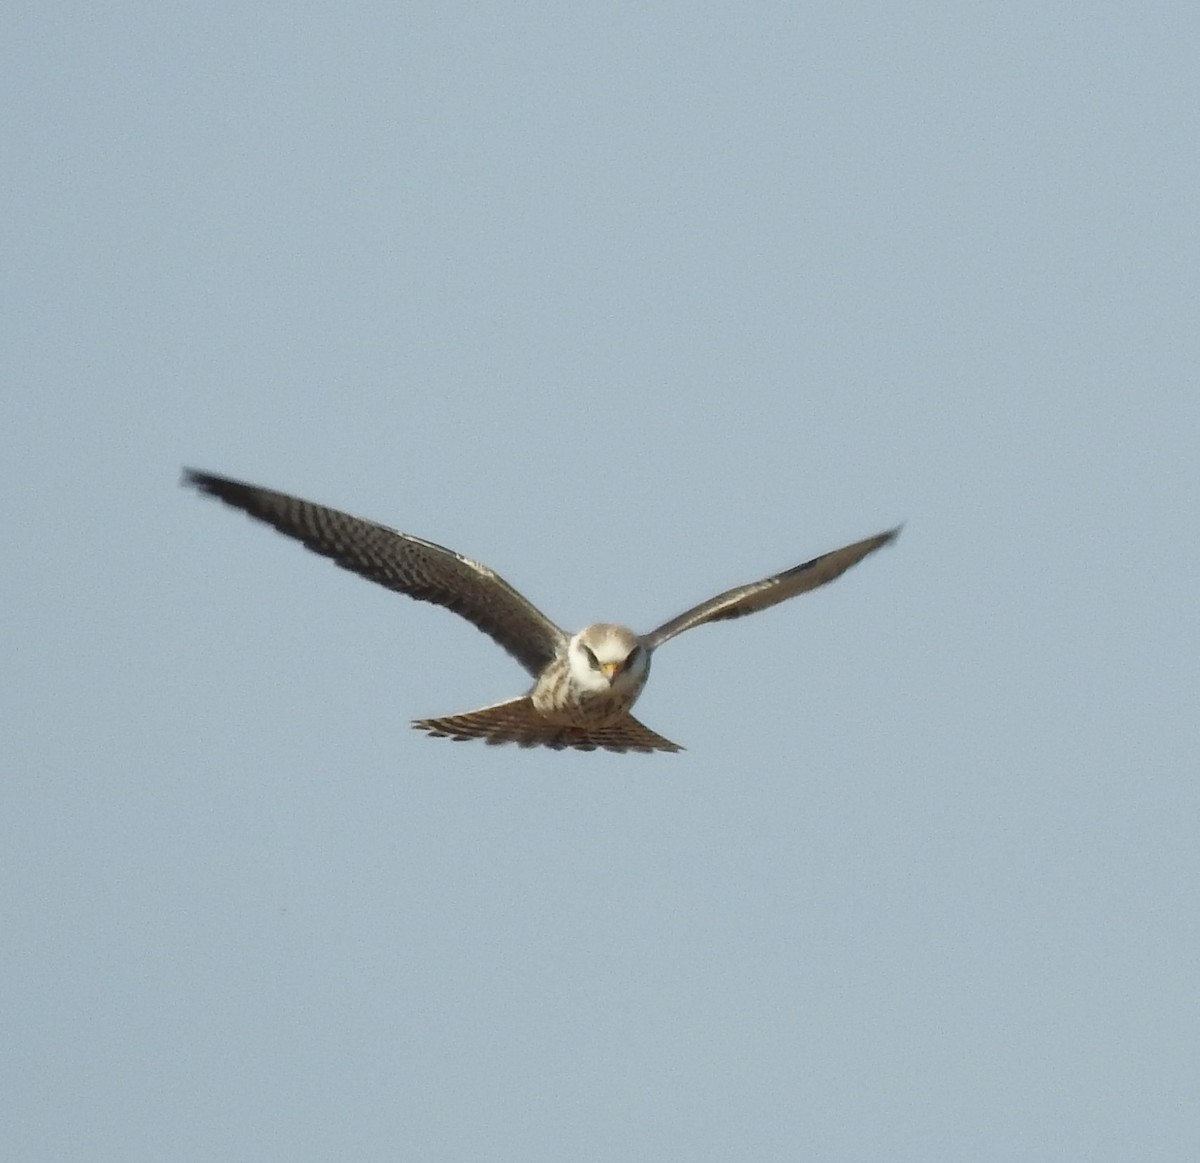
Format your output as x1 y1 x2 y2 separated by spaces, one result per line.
412 697 683 753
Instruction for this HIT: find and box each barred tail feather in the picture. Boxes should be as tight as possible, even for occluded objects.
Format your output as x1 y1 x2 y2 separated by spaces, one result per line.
412 697 683 754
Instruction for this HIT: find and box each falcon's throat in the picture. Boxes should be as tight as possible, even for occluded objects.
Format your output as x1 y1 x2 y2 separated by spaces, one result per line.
541 623 651 715
530 627 650 727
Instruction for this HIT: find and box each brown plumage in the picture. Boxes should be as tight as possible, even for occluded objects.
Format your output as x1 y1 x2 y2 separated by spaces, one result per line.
185 468 898 753
413 697 683 753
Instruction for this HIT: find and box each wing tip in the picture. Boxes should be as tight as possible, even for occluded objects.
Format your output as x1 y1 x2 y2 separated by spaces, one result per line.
181 466 229 497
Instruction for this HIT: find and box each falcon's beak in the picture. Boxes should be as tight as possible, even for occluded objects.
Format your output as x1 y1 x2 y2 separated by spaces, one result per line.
600 660 620 682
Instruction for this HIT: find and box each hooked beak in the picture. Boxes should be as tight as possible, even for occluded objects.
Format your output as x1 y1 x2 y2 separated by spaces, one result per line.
600 660 620 682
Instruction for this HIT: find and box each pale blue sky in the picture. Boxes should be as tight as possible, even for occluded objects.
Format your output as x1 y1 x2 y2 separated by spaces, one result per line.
4 3 1198 1159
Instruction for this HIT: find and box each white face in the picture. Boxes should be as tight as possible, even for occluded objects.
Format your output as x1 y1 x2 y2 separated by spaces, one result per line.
567 624 650 694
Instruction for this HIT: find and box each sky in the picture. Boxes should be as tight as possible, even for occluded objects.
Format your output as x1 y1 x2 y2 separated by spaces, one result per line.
3 2 1199 1159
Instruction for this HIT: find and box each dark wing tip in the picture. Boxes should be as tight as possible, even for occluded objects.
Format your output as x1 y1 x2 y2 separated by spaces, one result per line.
181 467 233 496
182 468 279 514
856 523 903 555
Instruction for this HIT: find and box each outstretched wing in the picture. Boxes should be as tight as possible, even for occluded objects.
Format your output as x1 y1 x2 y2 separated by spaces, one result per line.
643 527 900 650
183 469 567 676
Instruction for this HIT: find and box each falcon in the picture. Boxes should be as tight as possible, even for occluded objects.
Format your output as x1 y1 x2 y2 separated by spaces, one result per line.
184 469 898 753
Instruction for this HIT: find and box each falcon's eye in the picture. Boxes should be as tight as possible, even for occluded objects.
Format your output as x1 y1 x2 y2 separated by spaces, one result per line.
581 645 600 668
626 645 641 664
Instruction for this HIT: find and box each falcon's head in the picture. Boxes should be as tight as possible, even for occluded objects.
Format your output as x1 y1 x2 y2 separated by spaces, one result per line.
567 624 650 694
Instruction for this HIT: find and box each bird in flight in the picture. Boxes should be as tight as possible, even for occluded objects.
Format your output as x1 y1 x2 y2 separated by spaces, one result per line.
184 469 898 753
